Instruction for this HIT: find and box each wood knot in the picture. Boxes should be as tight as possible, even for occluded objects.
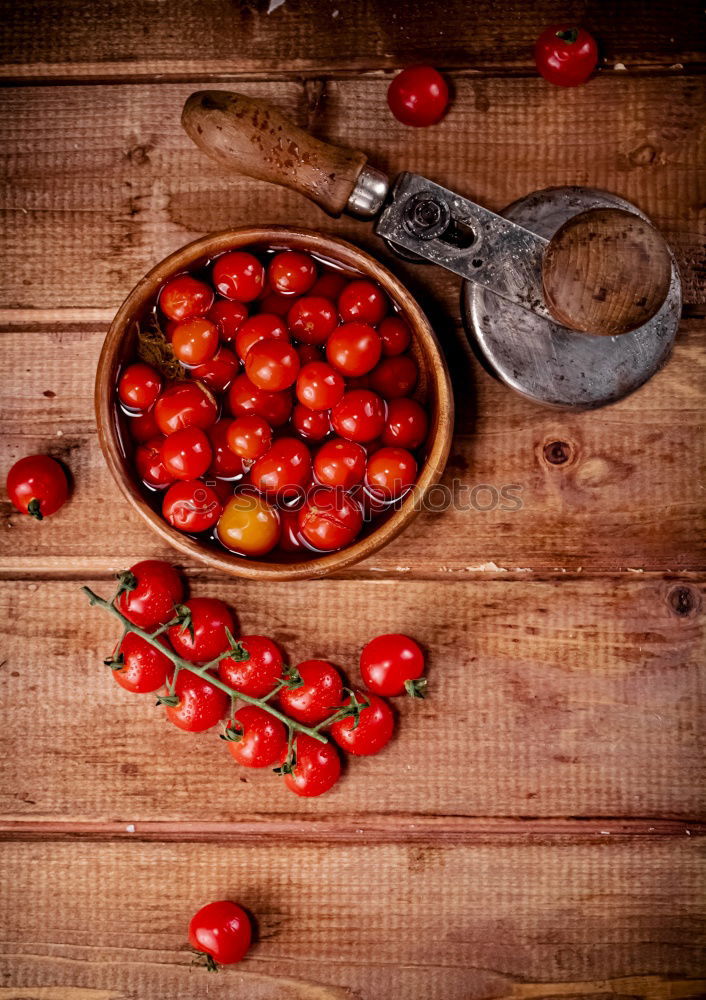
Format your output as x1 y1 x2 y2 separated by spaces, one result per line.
666 585 701 619
543 440 572 465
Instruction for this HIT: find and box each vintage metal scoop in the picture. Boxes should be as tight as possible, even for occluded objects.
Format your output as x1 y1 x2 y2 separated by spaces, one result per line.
182 91 681 409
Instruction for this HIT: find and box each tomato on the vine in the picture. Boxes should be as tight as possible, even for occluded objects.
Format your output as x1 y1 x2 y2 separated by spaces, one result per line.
213 251 265 302
368 355 418 399
135 435 174 489
225 705 288 767
287 296 338 344
154 381 218 436
245 338 300 392
162 480 223 533
168 597 235 662
235 313 288 362
296 361 344 411
535 25 599 87
159 274 214 322
381 398 428 449
268 251 317 296
161 426 212 480
216 493 281 556
314 438 366 490
332 390 387 442
365 447 418 500
116 560 184 629
171 317 219 366
190 347 239 393
329 690 394 756
250 438 311 497
338 280 388 325
360 633 426 697
226 414 272 461
228 374 293 427
188 900 252 967
6 455 69 520
326 322 382 377
281 734 341 797
278 659 343 725
165 669 229 732
387 65 449 127
219 635 284 697
112 633 172 694
118 363 162 411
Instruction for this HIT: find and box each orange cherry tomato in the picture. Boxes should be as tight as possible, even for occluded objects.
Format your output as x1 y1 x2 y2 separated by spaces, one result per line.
216 492 281 556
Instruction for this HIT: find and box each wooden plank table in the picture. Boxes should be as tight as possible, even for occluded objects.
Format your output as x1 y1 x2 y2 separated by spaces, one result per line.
1 2 704 996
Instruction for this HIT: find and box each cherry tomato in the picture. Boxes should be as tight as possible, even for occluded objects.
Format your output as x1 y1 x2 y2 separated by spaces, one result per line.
226 414 272 461
258 288 292 317
168 597 235 662
235 313 288 362
213 251 265 302
112 633 171 694
387 65 449 127
118 363 162 411
206 420 245 479
287 296 338 344
292 403 331 441
281 734 341 797
171 317 219 366
381 398 428 449
314 438 367 490
250 438 312 497
6 455 69 520
311 271 347 300
296 344 324 367
298 487 364 551
329 690 394 756
225 705 288 767
216 493 281 556
378 315 412 356
188 900 252 966
116 560 184 629
207 299 248 344
296 362 344 411
190 347 239 393
278 659 343 725
228 374 293 427
369 355 418 399
365 447 417 500
154 381 218 435
162 480 223 533
269 251 317 296
219 635 284 697
135 435 174 489
360 633 426 697
278 507 305 552
161 426 212 480
535 26 599 87
338 280 388 325
159 274 214 322
245 338 300 392
326 323 382 377
165 669 229 732
332 390 387 443
127 408 160 443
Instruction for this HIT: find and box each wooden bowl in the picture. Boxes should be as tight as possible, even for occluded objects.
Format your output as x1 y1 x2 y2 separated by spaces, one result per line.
96 227 454 580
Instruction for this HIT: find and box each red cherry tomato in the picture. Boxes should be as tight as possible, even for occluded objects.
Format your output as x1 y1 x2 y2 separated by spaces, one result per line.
296 343 324 367
245 338 300 392
135 435 174 489
281 734 341 797
159 274 214 322
154 381 218 435
326 322 382 377
226 414 273 461
112 633 171 694
213 251 265 302
118 363 162 411
268 251 317 296
381 398 428 449
250 438 311 497
338 280 388 325
296 362 345 411
378 315 412 356
258 288 292 316
6 455 69 520
162 480 223 533
189 900 252 967
168 597 235 662
171 317 219 366
207 299 248 344
278 659 343 725
206 420 245 479
292 403 331 441
216 492 281 556
165 669 229 732
360 633 426 697
287 296 338 344
298 487 364 551
369 355 418 398
190 347 239 393
235 313 288 362
365 447 418 500
535 25 599 87
116 560 184 629
278 507 305 552
329 690 394 756
127 408 160 443
332 390 387 442
225 705 288 768
219 635 284 697
161 426 212 480
228 374 293 427
311 272 347 300
314 438 367 490
387 65 449 127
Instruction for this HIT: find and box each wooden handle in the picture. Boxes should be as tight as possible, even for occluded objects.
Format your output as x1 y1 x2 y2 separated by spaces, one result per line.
182 90 368 217
542 207 672 336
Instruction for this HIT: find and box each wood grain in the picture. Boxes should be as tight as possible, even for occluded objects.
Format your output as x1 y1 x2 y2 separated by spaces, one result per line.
1 0 704 80
0 577 702 824
1 839 704 999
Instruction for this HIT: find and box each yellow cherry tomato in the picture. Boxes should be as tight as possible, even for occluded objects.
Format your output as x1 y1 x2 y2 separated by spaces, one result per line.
216 493 280 557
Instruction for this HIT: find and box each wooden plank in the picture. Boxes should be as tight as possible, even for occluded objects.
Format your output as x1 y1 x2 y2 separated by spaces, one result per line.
0 839 704 999
1 0 704 80
1 318 704 576
1 76 704 311
0 577 702 823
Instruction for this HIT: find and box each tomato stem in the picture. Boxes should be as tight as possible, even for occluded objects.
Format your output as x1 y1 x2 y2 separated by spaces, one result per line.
27 498 43 521
556 27 579 44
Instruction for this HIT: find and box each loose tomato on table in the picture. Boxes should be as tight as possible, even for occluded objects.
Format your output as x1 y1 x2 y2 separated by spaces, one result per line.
154 381 218 435
365 447 418 500
190 347 239 393
135 435 174 489
228 374 293 427
268 251 317 296
368 355 418 399
281 734 341 797
296 361 345 411
171 317 219 366
226 414 272 461
330 690 395 756
189 900 252 967
360 633 426 697
535 25 599 87
225 705 288 767
6 455 69 520
168 597 235 662
331 389 387 443
387 65 449 127
118 363 162 411
287 296 338 344
234 313 288 362
159 274 214 322
250 438 312 497
162 480 223 533
216 493 281 556
278 659 343 725
326 322 382 377
206 420 245 479
116 559 184 629
298 488 364 551
212 251 265 302
245 338 300 392
165 669 229 732
112 633 172 694
314 438 367 490
338 279 388 325
219 635 284 697
161 426 212 480
292 403 331 441
381 397 428 449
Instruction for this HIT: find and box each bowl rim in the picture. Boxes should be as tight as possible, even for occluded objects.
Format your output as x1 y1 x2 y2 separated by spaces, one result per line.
96 226 454 580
